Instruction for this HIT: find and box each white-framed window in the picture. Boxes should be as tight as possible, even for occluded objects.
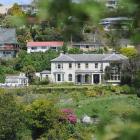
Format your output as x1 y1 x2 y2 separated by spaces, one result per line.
85 63 89 68
69 63 72 69
78 63 81 68
57 74 61 81
68 74 72 81
31 47 37 50
56 63 63 69
95 63 98 69
110 67 120 81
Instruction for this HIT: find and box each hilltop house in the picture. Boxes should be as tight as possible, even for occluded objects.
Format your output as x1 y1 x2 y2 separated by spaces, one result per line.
0 28 19 58
27 41 64 53
49 53 128 85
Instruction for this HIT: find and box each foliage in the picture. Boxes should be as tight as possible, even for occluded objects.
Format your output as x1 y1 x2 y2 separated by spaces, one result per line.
119 47 138 59
8 3 25 16
68 47 83 54
25 99 60 140
16 50 59 72
0 94 25 140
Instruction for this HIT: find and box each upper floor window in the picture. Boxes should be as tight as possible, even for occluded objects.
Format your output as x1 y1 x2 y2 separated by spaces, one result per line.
95 63 98 69
69 63 72 69
56 63 63 69
68 74 72 81
78 63 81 68
85 63 89 68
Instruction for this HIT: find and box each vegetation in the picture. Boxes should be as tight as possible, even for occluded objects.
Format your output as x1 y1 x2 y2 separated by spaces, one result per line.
0 85 140 140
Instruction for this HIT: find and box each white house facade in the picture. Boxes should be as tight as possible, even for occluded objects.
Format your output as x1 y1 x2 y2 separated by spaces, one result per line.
27 41 64 53
50 53 128 85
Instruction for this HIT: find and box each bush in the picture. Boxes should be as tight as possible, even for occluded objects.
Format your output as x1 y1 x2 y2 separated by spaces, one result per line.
0 94 25 140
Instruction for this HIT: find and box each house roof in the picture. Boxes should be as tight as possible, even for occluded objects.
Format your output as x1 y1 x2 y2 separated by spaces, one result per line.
0 28 17 44
51 53 128 62
6 76 28 79
27 41 64 47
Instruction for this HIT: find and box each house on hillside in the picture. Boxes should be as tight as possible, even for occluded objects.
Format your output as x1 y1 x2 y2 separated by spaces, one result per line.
0 28 19 58
19 4 37 14
50 53 128 85
99 17 133 31
27 41 64 53
71 42 104 52
4 73 28 87
106 0 117 9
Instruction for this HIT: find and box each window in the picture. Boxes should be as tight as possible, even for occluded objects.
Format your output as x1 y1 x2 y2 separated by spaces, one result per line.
41 46 46 49
31 47 37 50
68 74 72 81
85 63 89 68
86 45 89 49
57 63 63 69
69 63 72 69
78 63 81 68
58 64 61 69
57 74 61 81
46 75 48 79
95 63 98 69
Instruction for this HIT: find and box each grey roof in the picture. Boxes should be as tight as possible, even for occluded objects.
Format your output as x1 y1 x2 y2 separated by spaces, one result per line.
0 28 17 44
40 70 51 74
51 54 128 62
6 76 28 79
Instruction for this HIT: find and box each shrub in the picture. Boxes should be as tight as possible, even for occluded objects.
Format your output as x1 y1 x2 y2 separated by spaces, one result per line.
61 109 77 124
0 94 25 140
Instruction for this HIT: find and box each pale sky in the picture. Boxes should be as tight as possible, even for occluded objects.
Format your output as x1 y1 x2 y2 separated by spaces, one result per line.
0 0 32 5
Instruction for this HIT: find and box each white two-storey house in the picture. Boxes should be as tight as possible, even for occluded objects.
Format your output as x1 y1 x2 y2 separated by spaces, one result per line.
50 53 128 85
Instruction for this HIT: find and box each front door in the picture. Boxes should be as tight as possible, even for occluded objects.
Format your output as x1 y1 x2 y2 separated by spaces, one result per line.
93 74 100 84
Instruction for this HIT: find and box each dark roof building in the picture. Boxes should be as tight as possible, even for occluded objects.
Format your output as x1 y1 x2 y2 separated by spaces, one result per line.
51 53 128 62
0 28 19 59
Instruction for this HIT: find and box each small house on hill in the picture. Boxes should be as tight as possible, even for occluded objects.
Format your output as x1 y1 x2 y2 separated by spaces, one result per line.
27 41 64 53
0 28 19 59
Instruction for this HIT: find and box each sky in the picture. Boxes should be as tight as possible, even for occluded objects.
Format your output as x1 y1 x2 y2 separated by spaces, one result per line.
0 0 32 5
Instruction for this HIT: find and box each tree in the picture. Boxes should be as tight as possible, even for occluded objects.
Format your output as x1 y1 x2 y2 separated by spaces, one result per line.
68 47 83 54
36 0 105 41
8 3 25 16
26 99 60 140
22 65 36 83
0 94 24 140
120 47 138 59
120 48 139 85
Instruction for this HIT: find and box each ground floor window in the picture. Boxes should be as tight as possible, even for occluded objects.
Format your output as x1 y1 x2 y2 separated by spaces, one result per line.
57 74 61 81
68 74 72 81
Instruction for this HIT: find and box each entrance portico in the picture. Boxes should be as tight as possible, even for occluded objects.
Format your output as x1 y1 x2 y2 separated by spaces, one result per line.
75 71 102 84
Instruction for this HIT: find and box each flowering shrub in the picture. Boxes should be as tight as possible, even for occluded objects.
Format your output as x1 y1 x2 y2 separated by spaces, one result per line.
61 109 77 124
